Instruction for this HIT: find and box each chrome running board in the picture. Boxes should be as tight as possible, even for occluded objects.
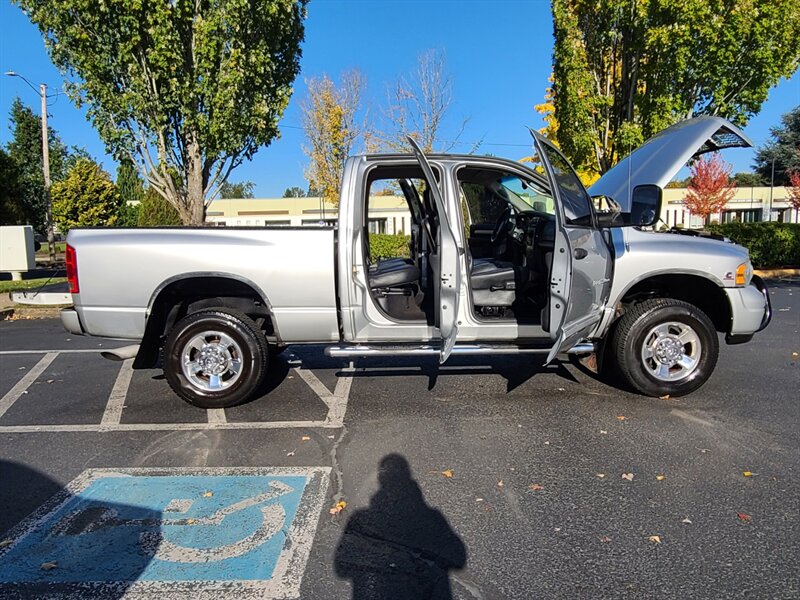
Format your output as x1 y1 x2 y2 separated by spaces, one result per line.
325 342 595 358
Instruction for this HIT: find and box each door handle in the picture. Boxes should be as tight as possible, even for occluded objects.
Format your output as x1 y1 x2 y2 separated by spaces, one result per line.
573 248 588 260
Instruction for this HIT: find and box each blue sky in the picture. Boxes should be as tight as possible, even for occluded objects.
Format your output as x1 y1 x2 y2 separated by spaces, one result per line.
1 0 798 197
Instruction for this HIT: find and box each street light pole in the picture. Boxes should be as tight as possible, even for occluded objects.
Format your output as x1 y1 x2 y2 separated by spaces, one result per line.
4 71 56 263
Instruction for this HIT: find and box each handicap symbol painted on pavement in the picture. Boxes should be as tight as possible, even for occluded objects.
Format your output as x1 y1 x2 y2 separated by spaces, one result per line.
0 467 330 599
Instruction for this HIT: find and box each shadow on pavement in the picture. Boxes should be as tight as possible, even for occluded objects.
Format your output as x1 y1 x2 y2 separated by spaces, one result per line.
335 454 467 599
0 460 159 599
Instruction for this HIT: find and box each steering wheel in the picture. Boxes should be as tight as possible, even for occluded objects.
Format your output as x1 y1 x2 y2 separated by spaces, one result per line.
490 206 514 244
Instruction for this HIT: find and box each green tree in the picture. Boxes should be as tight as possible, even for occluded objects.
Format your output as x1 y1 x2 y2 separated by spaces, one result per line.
550 0 800 174
5 98 71 231
51 158 121 231
753 107 800 186
219 180 256 199
0 148 27 225
731 172 765 187
114 158 144 226
283 186 306 198
16 0 309 225
137 187 182 227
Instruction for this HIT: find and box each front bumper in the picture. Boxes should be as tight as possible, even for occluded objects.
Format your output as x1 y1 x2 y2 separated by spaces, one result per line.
60 307 85 336
724 275 771 343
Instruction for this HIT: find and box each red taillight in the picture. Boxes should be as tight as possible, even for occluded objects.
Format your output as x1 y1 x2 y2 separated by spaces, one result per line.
66 244 79 294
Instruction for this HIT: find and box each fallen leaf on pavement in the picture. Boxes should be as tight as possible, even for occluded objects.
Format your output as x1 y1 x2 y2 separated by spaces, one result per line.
497 480 504 487
476 497 484 502
329 501 347 515
528 484 544 491
441 469 454 478
201 491 213 498
0 539 12 548
554 527 561 532
656 474 665 481
40 561 58 570
286 449 296 457
742 471 754 477
186 519 196 525
659 394 670 400
682 517 693 524
596 473 606 479
600 536 612 543
616 415 626 421
600 430 608 434
301 436 310 441
737 512 752 523
648 535 661 544
621 473 634 481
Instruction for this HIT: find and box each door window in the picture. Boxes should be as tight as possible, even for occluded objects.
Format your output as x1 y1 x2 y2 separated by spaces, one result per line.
533 145 593 226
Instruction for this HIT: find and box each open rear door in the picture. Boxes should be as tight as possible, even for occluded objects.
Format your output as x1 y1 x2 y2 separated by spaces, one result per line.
407 137 461 363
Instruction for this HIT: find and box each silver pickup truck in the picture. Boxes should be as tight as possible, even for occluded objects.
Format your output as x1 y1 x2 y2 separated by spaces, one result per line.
62 116 771 408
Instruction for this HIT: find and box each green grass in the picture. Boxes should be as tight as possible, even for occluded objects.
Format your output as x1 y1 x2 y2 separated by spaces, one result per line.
35 242 67 256
0 277 68 294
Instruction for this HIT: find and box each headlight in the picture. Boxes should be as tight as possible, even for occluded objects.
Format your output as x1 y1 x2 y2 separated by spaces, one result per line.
735 261 753 286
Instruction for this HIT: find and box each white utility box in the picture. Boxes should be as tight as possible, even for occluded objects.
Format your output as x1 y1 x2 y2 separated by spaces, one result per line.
0 225 36 280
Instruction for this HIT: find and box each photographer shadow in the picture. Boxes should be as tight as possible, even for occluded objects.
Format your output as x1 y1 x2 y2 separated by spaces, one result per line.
335 454 466 599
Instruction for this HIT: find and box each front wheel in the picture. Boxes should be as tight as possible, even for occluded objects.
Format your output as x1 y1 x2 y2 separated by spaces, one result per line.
611 298 719 397
164 308 268 408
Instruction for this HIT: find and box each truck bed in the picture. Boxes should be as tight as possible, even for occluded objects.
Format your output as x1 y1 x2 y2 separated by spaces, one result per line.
67 226 339 343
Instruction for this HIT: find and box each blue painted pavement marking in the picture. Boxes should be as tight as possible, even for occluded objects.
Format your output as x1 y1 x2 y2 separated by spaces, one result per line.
0 467 330 599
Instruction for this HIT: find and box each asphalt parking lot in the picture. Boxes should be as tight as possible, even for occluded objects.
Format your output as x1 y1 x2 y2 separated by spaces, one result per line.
0 279 798 599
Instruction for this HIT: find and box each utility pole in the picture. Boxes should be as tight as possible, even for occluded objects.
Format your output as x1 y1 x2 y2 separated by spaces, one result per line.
5 71 57 263
40 83 55 263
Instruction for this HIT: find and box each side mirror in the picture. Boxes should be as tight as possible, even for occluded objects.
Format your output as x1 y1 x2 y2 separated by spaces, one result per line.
594 184 662 228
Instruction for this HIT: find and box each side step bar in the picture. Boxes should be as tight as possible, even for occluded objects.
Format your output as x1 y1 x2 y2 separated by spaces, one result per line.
325 342 595 358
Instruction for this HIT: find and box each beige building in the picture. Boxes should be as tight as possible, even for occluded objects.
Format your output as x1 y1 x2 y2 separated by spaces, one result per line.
205 186 797 231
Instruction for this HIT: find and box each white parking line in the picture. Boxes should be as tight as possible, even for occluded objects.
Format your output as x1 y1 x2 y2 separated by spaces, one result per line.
207 409 227 424
0 351 355 433
0 352 59 419
101 359 134 426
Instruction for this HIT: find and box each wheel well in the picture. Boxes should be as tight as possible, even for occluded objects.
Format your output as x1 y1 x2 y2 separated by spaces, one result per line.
133 276 276 369
619 275 731 333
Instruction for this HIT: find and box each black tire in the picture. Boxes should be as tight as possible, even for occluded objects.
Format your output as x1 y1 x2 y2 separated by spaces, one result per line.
164 308 268 408
611 298 719 397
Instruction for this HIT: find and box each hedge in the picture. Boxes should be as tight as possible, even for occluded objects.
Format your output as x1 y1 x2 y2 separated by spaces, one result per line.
705 222 800 268
369 233 411 260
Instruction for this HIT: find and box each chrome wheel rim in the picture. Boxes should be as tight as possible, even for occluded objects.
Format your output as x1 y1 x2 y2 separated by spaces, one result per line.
641 321 702 382
181 330 244 392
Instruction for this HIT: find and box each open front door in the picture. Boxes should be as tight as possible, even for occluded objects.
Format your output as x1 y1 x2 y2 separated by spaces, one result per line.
528 132 613 364
407 137 461 363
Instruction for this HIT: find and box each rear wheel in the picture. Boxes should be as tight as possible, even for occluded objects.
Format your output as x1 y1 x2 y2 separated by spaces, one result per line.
164 308 268 408
611 298 718 397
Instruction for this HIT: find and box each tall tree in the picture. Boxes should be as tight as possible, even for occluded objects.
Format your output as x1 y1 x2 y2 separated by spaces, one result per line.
683 154 737 223
0 148 27 225
219 180 256 199
301 71 366 205
116 158 145 205
370 50 468 153
5 98 71 231
15 0 308 225
550 0 800 174
283 186 306 198
137 186 182 227
753 108 800 186
731 172 765 187
51 158 121 231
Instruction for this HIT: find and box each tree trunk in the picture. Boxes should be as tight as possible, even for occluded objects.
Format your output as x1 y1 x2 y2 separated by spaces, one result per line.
184 133 206 225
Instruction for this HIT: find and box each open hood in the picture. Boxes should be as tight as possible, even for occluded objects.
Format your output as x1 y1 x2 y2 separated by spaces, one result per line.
588 116 752 209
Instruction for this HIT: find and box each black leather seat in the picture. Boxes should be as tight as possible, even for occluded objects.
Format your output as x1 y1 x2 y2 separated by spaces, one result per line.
369 260 420 290
470 258 517 306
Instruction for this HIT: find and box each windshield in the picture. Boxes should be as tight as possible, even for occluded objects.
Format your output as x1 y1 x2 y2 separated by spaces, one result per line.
498 175 555 214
